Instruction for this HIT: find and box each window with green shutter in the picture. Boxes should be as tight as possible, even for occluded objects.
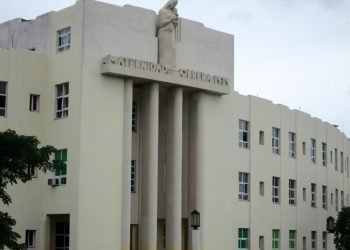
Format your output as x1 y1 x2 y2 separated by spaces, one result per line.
289 230 296 249
272 229 280 250
55 149 67 177
238 228 249 250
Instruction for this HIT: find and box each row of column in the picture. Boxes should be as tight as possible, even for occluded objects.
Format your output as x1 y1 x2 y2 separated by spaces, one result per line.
122 79 204 250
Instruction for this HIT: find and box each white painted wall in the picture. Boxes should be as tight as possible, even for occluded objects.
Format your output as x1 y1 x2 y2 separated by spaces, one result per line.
0 1 349 250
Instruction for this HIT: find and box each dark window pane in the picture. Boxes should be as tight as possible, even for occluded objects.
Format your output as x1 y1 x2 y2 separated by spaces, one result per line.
57 99 62 110
56 222 65 234
63 98 69 108
57 85 63 96
56 236 64 247
0 82 6 94
65 236 69 247
64 83 69 94
0 96 6 107
65 222 69 234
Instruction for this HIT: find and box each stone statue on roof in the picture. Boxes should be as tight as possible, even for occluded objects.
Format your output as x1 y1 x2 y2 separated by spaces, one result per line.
157 0 179 68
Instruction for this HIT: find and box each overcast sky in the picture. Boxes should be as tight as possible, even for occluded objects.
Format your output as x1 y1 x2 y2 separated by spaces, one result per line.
1 0 350 137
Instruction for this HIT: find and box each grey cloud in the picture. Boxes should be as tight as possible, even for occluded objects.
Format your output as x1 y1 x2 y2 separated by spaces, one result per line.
227 11 253 23
320 0 346 8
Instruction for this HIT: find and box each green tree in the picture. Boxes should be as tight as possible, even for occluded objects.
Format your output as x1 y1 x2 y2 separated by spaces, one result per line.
334 207 350 250
0 130 57 250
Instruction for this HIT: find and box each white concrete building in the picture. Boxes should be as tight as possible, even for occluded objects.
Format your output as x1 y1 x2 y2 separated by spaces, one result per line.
0 1 349 250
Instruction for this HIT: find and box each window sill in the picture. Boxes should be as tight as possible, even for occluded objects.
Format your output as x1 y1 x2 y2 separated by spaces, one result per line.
238 147 250 150
238 199 250 202
54 116 69 121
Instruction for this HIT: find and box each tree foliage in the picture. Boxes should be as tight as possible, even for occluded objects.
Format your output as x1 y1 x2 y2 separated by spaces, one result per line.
0 213 25 250
0 130 57 250
334 207 350 250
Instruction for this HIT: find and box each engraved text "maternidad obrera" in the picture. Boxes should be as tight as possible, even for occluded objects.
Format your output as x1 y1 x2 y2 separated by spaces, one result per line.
102 55 229 86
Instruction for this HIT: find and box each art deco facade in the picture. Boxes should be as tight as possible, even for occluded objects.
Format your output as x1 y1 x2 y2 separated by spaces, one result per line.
0 1 349 250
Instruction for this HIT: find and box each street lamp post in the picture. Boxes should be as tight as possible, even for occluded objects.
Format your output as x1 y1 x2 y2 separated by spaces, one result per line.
190 210 200 250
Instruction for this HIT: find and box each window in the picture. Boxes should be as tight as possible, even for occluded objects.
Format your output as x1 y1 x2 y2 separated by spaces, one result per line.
288 132 296 158
341 152 344 173
56 82 69 119
238 172 249 201
322 231 327 250
57 27 71 52
272 127 280 154
322 186 327 209
302 142 306 155
330 150 333 163
259 181 265 196
303 237 307 250
322 143 327 166
29 94 40 112
132 101 137 133
272 177 280 203
0 81 7 116
272 229 280 250
238 228 249 250
25 230 36 248
289 179 296 205
55 149 67 184
335 148 338 171
289 230 296 250
239 120 249 148
311 183 316 208
341 191 344 208
311 231 317 250
56 222 69 250
346 156 349 177
259 131 264 145
331 193 333 206
311 139 316 163
28 166 38 178
335 189 338 211
259 236 264 250
303 188 306 201
131 160 136 193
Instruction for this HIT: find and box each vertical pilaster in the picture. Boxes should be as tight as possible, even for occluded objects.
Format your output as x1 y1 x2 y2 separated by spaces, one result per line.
141 82 159 250
121 78 133 250
166 87 183 250
189 91 205 250
41 215 51 250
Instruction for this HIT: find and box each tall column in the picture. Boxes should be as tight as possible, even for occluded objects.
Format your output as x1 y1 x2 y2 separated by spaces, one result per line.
141 82 159 250
189 92 205 250
121 78 133 250
166 87 183 250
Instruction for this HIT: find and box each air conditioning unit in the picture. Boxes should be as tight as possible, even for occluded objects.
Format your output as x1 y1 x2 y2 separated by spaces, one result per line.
48 178 60 186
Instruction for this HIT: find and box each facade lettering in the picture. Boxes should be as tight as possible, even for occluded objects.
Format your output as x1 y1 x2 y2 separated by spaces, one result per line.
102 55 230 87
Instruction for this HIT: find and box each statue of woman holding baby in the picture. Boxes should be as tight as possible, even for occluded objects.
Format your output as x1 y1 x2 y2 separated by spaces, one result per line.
157 0 179 68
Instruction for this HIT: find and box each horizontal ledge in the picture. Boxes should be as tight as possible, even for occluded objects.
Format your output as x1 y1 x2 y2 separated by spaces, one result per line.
101 55 230 95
